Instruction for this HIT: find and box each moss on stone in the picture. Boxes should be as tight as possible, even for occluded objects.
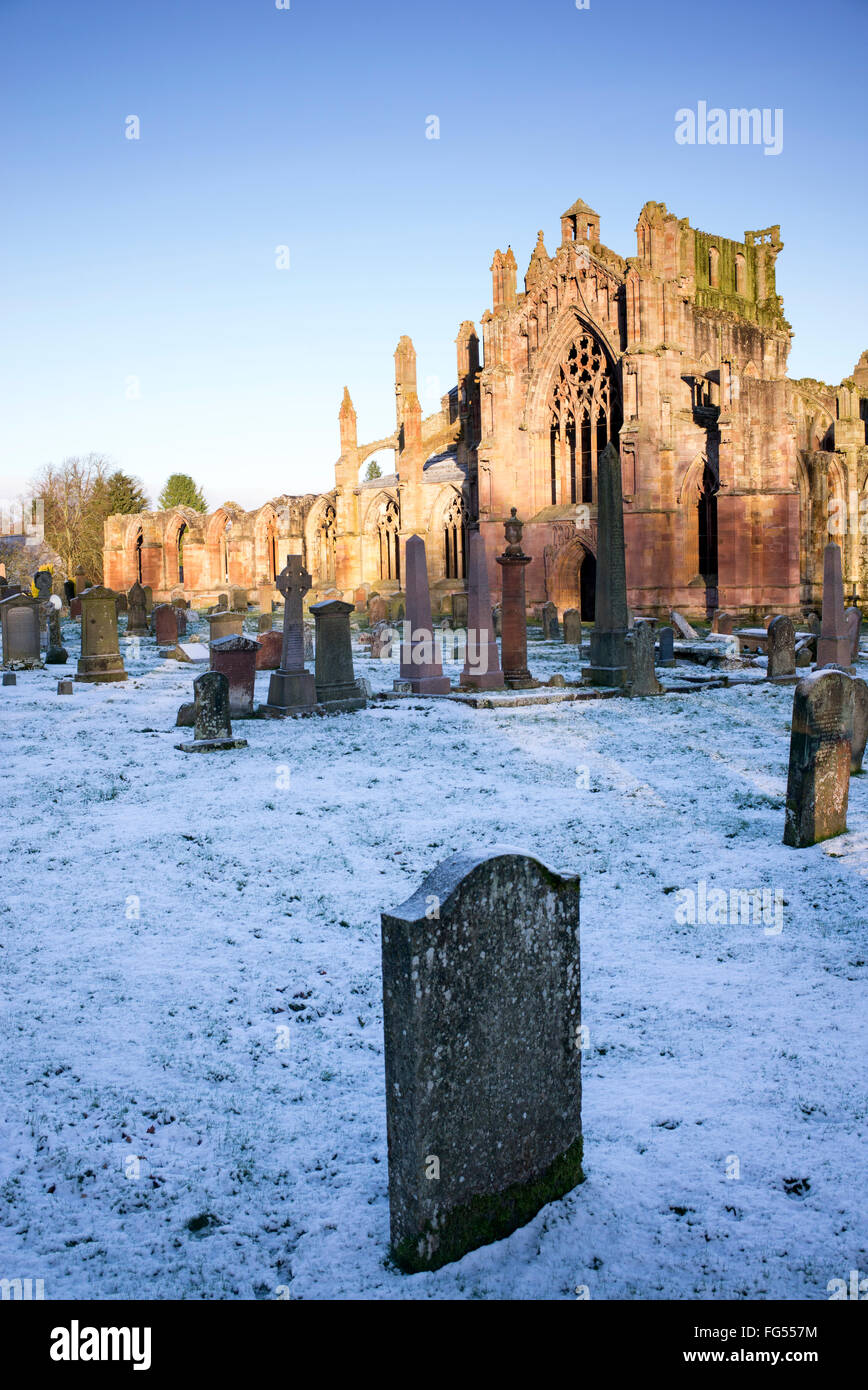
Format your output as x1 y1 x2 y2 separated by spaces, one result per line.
391 1135 584 1274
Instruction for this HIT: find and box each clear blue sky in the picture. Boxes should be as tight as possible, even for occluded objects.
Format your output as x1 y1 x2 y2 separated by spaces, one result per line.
1 0 865 511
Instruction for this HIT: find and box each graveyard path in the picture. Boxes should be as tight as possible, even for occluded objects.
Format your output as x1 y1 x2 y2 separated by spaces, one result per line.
0 629 866 1299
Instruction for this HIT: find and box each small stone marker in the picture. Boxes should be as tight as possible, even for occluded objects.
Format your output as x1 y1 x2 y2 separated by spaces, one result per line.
175 641 209 663
209 633 261 717
460 530 503 690
851 678 868 774
57 679 73 695
2 671 16 686
657 625 675 666
496 509 535 688
126 583 149 636
154 604 179 646
716 613 735 635
45 605 69 664
845 607 861 662
262 555 317 715
670 609 699 641
627 619 663 695
175 671 247 752
258 583 274 618
783 669 854 848
75 586 128 683
562 609 582 646
381 847 582 1273
312 598 366 711
816 543 852 669
0 594 43 670
767 615 796 682
399 537 450 695
803 611 821 637
586 443 629 687
541 601 559 640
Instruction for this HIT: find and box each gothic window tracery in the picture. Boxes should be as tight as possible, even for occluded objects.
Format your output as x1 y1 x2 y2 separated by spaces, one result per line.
443 493 466 579
320 505 337 585
377 500 401 582
548 334 620 506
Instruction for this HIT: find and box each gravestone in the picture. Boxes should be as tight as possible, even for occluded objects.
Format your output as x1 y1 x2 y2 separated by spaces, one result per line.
491 603 502 638
303 623 314 660
0 594 43 669
370 621 395 659
670 609 699 641
460 530 503 691
816 543 852 668
496 510 535 688
258 583 274 618
381 847 582 1273
33 569 53 602
851 678 868 774
562 609 582 646
45 603 69 664
541 601 559 640
627 619 663 696
367 593 387 627
399 537 450 695
312 599 366 711
716 613 735 635
126 583 149 636
175 671 248 753
209 634 261 717
174 606 187 637
213 592 229 613
63 579 75 607
208 611 244 645
262 555 317 715
803 611 821 637
783 670 854 848
69 597 82 620
586 443 629 687
657 625 675 666
2 672 16 686
387 593 406 623
767 615 796 682
255 629 282 670
142 585 154 615
845 607 862 662
230 587 249 613
795 639 813 668
451 592 468 630
154 604 179 647
57 680 73 695
75 586 128 683
257 613 273 634
115 592 128 615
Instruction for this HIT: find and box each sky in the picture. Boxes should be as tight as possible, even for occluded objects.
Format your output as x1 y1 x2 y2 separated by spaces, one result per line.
0 0 866 512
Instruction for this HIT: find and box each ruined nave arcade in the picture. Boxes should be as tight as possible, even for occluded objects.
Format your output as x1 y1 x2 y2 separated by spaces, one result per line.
103 196 868 619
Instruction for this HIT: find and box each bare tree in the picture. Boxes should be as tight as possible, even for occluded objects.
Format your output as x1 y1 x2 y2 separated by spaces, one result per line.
30 453 114 582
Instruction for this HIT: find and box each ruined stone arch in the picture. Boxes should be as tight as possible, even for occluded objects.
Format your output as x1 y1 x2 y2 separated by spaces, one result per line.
548 532 597 622
304 495 338 588
206 508 234 588
428 485 468 582
163 510 195 589
253 504 280 582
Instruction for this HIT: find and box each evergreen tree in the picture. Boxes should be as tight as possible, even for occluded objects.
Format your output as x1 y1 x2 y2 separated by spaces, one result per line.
96 470 150 515
364 460 382 481
158 473 208 512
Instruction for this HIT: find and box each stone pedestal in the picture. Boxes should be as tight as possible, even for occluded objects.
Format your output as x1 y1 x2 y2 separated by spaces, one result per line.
75 586 128 684
496 510 534 689
312 599 366 711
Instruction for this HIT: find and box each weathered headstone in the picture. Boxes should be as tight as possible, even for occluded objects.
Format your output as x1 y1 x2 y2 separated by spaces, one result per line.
845 607 862 663
541 601 559 640
258 583 274 619
115 592 128 615
803 611 821 637
257 612 273 634
460 530 504 691
57 679 73 695
795 639 813 668
851 678 868 774
491 603 503 638
816 543 852 669
399 537 450 695
154 604 179 647
213 592 229 613
496 510 535 689
767 615 796 682
715 612 735 635
670 609 699 641
230 586 249 613
208 611 244 645
370 621 395 659
303 623 314 660
627 619 663 695
312 599 366 711
75 586 128 683
562 609 582 646
2 671 16 686
262 555 317 715
783 670 854 848
142 585 154 615
45 603 69 664
126 583 149 636
255 629 282 670
69 595 82 620
586 443 629 687
381 847 582 1273
387 592 406 623
451 592 468 630
1 594 44 670
367 593 387 627
210 634 261 717
175 671 248 752
657 625 675 666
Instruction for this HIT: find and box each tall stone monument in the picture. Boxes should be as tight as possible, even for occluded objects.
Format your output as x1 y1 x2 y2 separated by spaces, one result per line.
460 530 503 691
783 669 854 848
816 543 852 669
399 537 450 695
495 509 535 689
586 442 629 687
262 555 317 715
75 586 128 684
381 848 582 1273
311 599 366 712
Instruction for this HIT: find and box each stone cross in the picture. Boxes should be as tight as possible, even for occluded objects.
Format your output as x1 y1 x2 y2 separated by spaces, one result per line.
767 615 796 682
276 554 312 674
784 669 854 847
586 443 629 687
817 543 852 669
381 847 582 1273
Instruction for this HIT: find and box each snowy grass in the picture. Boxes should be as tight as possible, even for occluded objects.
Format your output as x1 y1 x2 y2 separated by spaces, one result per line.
0 616 866 1299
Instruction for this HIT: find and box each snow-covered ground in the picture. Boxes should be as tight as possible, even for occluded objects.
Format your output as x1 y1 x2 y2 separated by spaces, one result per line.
1 613 866 1300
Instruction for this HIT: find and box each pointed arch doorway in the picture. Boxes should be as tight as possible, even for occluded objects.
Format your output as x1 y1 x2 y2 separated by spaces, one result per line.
550 535 597 621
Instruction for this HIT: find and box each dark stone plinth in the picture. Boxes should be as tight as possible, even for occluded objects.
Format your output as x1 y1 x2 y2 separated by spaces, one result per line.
176 670 248 752
381 847 582 1273
585 443 629 688
75 586 128 684
312 598 367 710
784 670 854 848
263 668 317 715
